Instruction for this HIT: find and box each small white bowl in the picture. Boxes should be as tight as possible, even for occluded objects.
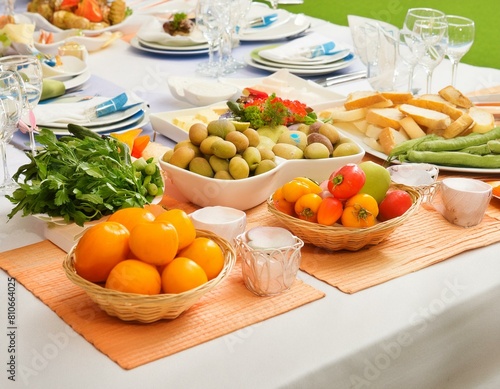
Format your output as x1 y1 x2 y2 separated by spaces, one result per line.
189 206 247 244
387 163 439 187
167 76 239 106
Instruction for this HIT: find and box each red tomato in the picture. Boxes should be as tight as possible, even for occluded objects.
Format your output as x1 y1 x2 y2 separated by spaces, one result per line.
327 164 366 200
317 197 343 226
378 190 413 221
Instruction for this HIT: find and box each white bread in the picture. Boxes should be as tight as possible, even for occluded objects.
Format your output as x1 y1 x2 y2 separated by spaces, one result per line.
363 136 385 153
344 91 390 110
352 119 369 133
381 91 413 105
398 104 452 132
469 107 496 133
365 108 405 129
320 106 367 122
365 124 384 139
439 85 473 108
443 113 474 139
399 116 427 139
407 97 463 120
378 127 409 154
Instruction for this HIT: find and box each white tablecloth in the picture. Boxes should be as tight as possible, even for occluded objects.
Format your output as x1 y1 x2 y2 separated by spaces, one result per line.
1 11 500 389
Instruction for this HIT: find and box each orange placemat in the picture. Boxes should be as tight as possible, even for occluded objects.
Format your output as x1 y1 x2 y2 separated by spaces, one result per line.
0 241 324 370
245 197 500 294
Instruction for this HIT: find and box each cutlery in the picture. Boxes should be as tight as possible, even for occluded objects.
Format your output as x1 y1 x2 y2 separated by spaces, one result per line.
249 13 279 28
39 94 98 105
313 70 367 87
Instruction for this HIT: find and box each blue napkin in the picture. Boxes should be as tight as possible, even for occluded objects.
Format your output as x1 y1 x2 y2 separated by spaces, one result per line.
89 92 128 118
302 42 337 58
250 13 278 28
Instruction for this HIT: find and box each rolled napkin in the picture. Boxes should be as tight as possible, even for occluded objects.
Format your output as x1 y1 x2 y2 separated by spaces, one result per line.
40 79 66 101
258 32 349 63
136 17 206 47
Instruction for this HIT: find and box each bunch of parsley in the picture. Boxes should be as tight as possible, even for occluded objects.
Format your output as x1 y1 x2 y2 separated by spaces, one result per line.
7 129 160 226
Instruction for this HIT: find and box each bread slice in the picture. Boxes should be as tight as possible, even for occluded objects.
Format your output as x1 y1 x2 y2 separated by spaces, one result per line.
469 107 495 133
443 113 474 139
407 97 463 120
438 85 473 109
344 91 390 110
381 91 413 105
399 116 427 139
398 104 452 132
365 108 405 129
378 127 409 154
320 106 367 122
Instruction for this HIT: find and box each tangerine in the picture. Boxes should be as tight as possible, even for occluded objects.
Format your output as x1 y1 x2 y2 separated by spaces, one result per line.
155 208 196 251
161 257 208 294
178 237 225 280
105 259 161 295
107 207 155 233
129 221 179 266
74 222 130 283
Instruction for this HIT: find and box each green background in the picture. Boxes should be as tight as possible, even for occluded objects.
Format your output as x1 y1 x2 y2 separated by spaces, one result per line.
277 0 500 69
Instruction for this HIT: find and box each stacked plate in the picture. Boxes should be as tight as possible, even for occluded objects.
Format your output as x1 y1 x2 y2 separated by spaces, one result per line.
131 17 210 56
35 93 150 136
245 32 356 76
42 56 91 90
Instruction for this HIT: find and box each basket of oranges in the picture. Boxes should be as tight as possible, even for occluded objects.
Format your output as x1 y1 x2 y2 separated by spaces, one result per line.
267 173 422 252
62 207 236 323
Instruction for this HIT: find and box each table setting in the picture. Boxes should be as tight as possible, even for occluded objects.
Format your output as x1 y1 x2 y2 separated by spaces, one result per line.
1 1 500 388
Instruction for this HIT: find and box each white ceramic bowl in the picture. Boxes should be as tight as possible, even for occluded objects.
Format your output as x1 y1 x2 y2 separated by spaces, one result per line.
160 145 364 210
34 30 119 54
167 76 239 106
189 206 247 243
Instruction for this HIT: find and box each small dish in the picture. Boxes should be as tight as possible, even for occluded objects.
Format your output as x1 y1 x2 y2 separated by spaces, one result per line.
42 55 88 79
189 206 247 244
387 163 439 202
34 30 121 54
167 76 239 106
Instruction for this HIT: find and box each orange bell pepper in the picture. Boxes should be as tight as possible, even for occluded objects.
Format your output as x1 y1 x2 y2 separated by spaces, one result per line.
131 135 150 159
111 128 143 154
74 0 104 23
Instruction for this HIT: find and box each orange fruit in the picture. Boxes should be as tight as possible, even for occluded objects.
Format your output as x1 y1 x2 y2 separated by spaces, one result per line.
178 237 224 280
155 208 196 251
129 221 179 266
107 207 155 233
105 259 161 295
161 257 208 294
74 222 130 283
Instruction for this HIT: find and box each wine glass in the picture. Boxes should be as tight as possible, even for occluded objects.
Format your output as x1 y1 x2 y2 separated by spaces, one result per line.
268 0 279 9
195 0 227 77
446 15 475 87
412 20 448 94
402 8 446 92
0 55 43 155
0 70 24 194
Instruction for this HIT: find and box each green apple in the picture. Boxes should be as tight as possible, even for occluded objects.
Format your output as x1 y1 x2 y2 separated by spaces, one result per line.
358 161 391 204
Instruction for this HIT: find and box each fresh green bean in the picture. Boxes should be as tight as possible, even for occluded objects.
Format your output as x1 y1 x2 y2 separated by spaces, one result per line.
388 134 442 159
487 140 500 153
415 127 500 152
405 150 500 168
460 144 491 155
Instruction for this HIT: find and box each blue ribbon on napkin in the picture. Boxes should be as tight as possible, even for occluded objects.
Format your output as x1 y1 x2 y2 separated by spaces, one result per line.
89 92 128 118
300 41 338 59
250 13 278 28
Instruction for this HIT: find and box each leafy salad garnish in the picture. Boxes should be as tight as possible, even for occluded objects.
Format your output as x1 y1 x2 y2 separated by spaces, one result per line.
6 127 163 226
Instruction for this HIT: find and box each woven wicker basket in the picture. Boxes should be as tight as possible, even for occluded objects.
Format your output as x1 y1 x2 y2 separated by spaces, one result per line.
63 230 236 323
268 184 422 251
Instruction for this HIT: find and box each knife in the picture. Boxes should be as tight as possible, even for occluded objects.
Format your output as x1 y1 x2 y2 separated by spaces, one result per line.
249 13 278 28
314 70 367 87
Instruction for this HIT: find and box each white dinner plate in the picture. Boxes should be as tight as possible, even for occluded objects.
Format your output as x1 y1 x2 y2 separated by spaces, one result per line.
36 97 146 129
42 56 88 80
137 38 210 52
62 69 91 91
46 107 150 136
239 12 311 42
258 45 352 66
130 37 210 55
244 52 355 76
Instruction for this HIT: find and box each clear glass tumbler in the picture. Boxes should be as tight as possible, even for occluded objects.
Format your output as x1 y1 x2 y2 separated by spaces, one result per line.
235 233 304 297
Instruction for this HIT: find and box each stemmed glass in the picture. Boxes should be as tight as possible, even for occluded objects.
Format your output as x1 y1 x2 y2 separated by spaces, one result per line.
0 70 24 194
411 20 448 94
0 55 43 155
446 15 475 87
195 0 227 77
402 8 446 92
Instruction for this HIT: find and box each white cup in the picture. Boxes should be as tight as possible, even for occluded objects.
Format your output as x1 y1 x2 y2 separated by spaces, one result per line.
189 206 247 244
432 178 492 228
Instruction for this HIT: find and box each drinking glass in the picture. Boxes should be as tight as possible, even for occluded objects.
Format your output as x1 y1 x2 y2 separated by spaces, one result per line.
0 71 24 194
195 0 227 77
446 15 475 87
268 0 279 9
412 20 448 94
402 8 446 92
0 55 43 155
